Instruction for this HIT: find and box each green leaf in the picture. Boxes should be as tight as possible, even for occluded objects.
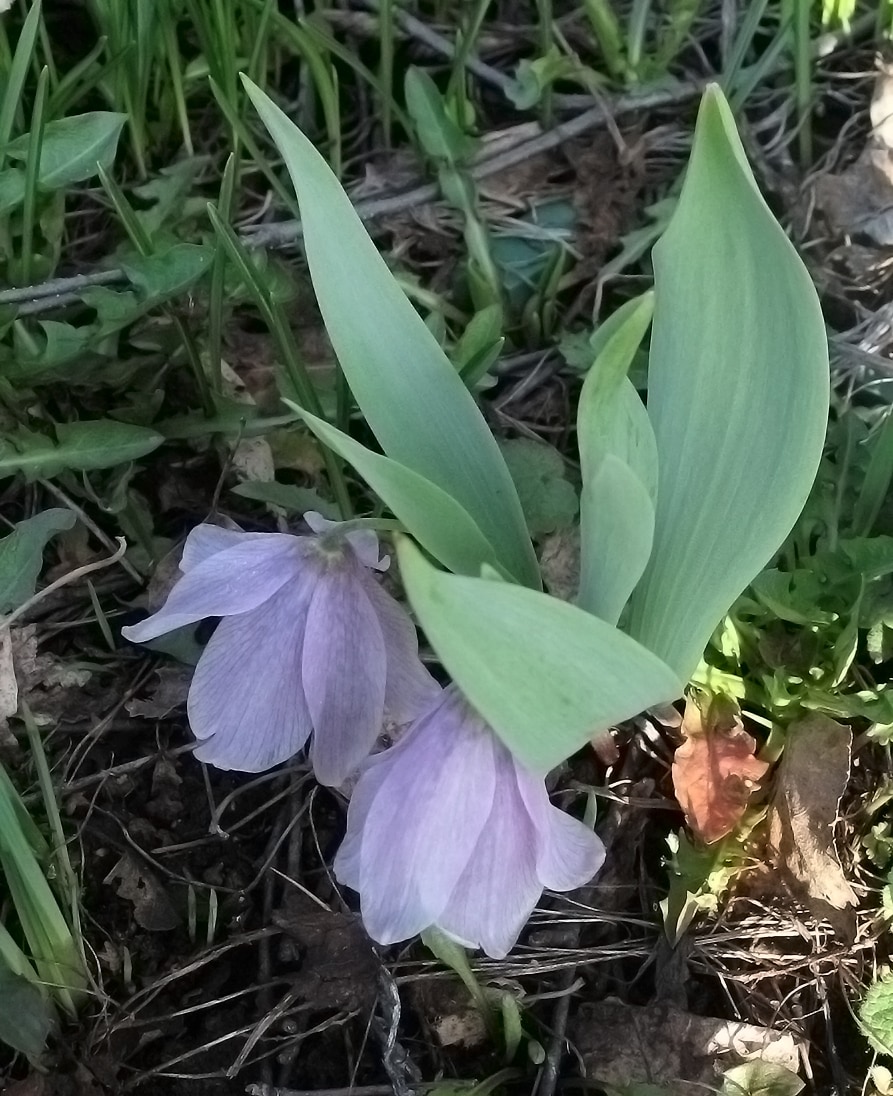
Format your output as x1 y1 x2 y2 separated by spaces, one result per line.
397 536 682 773
0 509 76 614
230 481 339 518
719 1062 804 1096
5 111 126 190
289 404 504 577
405 67 476 163
626 86 829 680
577 294 657 623
0 421 163 482
242 77 539 588
499 438 578 537
120 243 213 300
0 965 55 1058
861 973 893 1056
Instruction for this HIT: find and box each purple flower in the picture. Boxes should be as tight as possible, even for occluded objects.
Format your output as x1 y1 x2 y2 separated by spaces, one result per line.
122 515 438 786
334 687 605 958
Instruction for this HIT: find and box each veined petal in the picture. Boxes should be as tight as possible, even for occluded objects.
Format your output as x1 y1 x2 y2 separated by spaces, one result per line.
436 770 542 959
123 537 305 642
360 573 440 724
180 524 247 571
188 576 315 772
333 749 392 889
352 692 497 943
303 570 387 786
515 765 605 892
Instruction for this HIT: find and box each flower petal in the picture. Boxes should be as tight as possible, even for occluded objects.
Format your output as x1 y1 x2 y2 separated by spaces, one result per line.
360 573 440 724
303 569 387 786
515 765 605 891
332 750 392 890
180 524 247 571
123 536 305 642
436 769 542 959
345 691 497 944
188 576 315 771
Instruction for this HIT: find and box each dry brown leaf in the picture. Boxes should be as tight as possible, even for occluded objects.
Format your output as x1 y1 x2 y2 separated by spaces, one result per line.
672 695 769 844
767 714 856 916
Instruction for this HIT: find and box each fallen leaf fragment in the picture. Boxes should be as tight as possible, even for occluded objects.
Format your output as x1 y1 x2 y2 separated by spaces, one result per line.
767 714 856 915
672 694 769 844
0 626 17 728
571 1000 802 1096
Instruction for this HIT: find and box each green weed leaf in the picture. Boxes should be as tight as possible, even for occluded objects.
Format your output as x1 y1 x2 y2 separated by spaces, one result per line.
0 112 126 210
499 438 578 537
861 973 893 1055
0 965 54 1058
0 421 163 482
0 509 76 614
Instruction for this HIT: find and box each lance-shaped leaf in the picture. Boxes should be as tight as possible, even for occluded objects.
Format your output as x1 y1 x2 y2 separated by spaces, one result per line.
243 77 539 589
626 86 829 680
577 293 657 623
397 536 682 774
286 402 504 577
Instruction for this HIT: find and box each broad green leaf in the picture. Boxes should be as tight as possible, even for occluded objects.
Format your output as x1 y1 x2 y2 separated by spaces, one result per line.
289 404 503 577
397 536 682 773
243 77 539 588
0 421 163 481
626 86 829 680
0 965 54 1058
0 509 76 614
4 111 126 194
580 457 655 622
577 294 657 623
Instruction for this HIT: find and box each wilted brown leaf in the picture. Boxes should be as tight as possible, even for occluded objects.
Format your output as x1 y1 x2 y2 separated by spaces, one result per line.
767 714 856 918
672 695 769 844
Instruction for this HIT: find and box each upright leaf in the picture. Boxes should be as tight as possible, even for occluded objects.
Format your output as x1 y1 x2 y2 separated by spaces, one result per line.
626 86 829 680
242 77 539 588
577 293 657 622
397 536 682 774
289 404 505 577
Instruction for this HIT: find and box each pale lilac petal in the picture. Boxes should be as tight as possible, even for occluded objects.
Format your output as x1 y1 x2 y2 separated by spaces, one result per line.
360 574 440 724
304 512 387 571
303 571 387 786
188 576 316 772
515 764 605 891
179 524 246 571
436 769 542 958
350 693 497 943
122 538 305 642
333 750 393 889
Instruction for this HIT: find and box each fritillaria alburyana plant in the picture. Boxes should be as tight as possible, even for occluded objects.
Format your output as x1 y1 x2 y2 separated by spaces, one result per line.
126 84 829 958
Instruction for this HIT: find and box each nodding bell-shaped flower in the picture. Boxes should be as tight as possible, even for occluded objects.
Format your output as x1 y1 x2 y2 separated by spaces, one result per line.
122 515 438 786
335 687 605 958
